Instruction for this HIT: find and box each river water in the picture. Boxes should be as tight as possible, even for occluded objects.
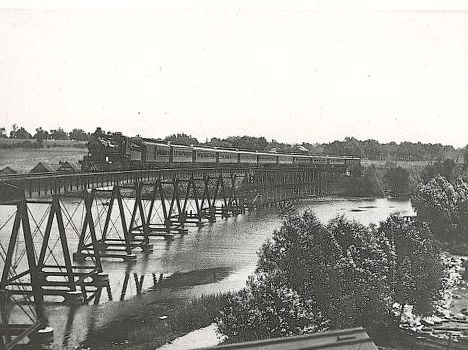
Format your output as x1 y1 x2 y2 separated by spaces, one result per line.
0 197 413 349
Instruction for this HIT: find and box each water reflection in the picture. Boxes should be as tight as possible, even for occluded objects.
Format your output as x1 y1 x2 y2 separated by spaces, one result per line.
0 197 413 349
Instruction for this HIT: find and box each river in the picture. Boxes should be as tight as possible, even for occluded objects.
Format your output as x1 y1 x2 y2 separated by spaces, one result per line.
0 197 413 349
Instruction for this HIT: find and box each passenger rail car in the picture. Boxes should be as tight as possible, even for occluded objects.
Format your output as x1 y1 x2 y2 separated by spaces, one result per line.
80 132 360 171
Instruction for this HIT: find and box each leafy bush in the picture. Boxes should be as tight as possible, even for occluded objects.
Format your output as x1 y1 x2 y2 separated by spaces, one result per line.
421 159 457 183
326 217 395 336
217 272 325 342
377 215 444 316
384 166 410 197
412 175 468 241
342 164 384 197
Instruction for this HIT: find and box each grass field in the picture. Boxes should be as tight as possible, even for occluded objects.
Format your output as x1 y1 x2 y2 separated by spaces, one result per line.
0 138 87 148
361 159 433 171
361 158 465 170
0 147 87 173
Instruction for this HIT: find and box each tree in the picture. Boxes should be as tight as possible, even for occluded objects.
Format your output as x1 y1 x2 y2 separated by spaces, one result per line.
33 127 49 147
217 272 325 343
441 159 456 181
384 166 410 197
9 124 32 139
342 164 384 197
9 123 17 138
301 142 322 155
408 171 423 195
325 217 394 337
205 137 233 148
49 127 69 140
362 139 383 160
377 215 444 316
34 127 49 140
423 159 458 183
411 175 468 241
164 133 198 146
0 127 7 138
225 136 269 151
69 128 89 141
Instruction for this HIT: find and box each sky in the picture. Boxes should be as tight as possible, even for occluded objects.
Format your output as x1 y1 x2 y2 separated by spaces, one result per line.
0 1 467 146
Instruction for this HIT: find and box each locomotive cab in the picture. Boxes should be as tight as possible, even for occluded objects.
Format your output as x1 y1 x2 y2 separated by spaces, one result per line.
81 131 142 171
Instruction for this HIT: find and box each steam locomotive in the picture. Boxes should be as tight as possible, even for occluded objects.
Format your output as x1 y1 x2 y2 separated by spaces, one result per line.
80 131 360 172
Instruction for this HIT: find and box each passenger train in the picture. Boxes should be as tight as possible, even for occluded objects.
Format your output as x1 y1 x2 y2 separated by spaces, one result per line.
80 131 360 171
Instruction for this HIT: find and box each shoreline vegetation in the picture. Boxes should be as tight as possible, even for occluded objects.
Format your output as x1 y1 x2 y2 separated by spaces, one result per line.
341 158 466 199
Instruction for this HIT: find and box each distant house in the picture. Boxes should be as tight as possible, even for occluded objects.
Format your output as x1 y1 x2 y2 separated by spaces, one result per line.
29 162 61 174
29 161 80 174
57 161 80 173
0 166 17 175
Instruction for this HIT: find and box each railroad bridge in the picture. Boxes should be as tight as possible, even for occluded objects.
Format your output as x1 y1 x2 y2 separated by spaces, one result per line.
0 164 346 349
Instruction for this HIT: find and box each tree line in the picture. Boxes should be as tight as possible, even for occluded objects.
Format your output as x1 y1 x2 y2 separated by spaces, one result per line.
0 124 90 142
1 125 465 162
166 134 463 162
341 159 463 198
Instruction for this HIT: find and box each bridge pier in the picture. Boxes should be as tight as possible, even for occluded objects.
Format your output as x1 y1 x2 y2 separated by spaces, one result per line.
33 196 83 304
139 179 179 237
156 173 248 229
128 182 152 246
0 195 51 349
75 185 146 261
1 195 107 305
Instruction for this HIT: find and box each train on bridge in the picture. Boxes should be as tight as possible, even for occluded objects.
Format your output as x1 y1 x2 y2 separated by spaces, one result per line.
81 130 361 171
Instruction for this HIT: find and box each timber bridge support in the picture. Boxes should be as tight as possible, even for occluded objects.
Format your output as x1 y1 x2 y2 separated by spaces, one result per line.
0 165 344 349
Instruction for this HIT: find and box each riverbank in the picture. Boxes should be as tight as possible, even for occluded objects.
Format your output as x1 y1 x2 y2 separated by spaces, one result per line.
376 253 468 350
151 253 468 350
81 293 230 350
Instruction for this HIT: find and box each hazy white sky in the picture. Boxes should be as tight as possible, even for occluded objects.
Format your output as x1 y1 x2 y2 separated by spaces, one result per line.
0 1 467 146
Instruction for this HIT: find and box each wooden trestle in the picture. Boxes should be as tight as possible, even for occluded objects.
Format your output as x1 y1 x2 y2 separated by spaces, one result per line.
0 165 344 348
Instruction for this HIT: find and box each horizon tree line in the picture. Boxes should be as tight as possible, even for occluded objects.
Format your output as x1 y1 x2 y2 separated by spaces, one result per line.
0 124 467 162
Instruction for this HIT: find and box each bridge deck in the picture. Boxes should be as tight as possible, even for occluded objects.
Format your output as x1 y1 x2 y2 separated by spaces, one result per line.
0 165 345 202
